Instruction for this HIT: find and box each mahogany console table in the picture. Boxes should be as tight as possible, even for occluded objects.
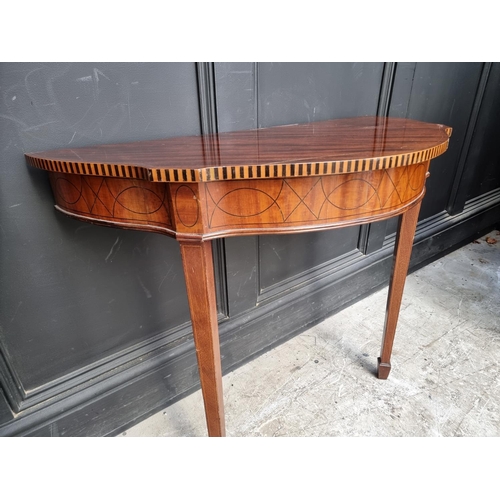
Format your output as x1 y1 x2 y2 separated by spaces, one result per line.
26 116 451 437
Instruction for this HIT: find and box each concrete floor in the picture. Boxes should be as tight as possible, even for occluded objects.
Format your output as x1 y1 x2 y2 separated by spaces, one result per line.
120 231 500 437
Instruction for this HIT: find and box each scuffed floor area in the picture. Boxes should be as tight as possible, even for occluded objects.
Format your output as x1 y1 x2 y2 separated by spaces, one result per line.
120 231 500 437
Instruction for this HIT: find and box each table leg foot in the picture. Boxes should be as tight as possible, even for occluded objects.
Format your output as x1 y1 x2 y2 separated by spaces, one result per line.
378 199 422 380
377 358 391 379
179 239 225 437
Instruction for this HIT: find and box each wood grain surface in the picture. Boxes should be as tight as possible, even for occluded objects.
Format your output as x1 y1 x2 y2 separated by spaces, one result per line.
26 117 451 183
48 160 430 240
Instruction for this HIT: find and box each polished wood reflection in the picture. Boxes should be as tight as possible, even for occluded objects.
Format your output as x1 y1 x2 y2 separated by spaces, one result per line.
26 117 452 437
25 117 451 183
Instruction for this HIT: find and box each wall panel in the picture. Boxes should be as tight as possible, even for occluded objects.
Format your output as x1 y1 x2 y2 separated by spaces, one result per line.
0 63 200 414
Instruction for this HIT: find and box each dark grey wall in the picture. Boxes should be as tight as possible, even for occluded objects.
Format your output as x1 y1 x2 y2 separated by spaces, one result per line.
1 62 499 436
0 63 199 428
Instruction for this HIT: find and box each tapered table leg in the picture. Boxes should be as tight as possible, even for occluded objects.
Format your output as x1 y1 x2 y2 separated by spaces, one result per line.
378 200 422 379
179 239 225 437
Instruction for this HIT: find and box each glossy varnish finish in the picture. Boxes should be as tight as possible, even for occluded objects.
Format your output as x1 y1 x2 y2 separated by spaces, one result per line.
26 117 452 437
26 117 451 182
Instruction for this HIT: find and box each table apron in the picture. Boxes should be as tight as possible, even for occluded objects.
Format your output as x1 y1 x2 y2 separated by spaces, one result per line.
49 161 430 240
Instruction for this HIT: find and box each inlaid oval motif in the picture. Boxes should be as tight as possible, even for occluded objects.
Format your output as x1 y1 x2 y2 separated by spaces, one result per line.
217 188 276 217
115 187 157 214
55 177 81 204
175 185 199 227
327 179 377 210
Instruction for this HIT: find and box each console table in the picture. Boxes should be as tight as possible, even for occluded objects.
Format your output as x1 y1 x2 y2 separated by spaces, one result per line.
25 116 451 437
